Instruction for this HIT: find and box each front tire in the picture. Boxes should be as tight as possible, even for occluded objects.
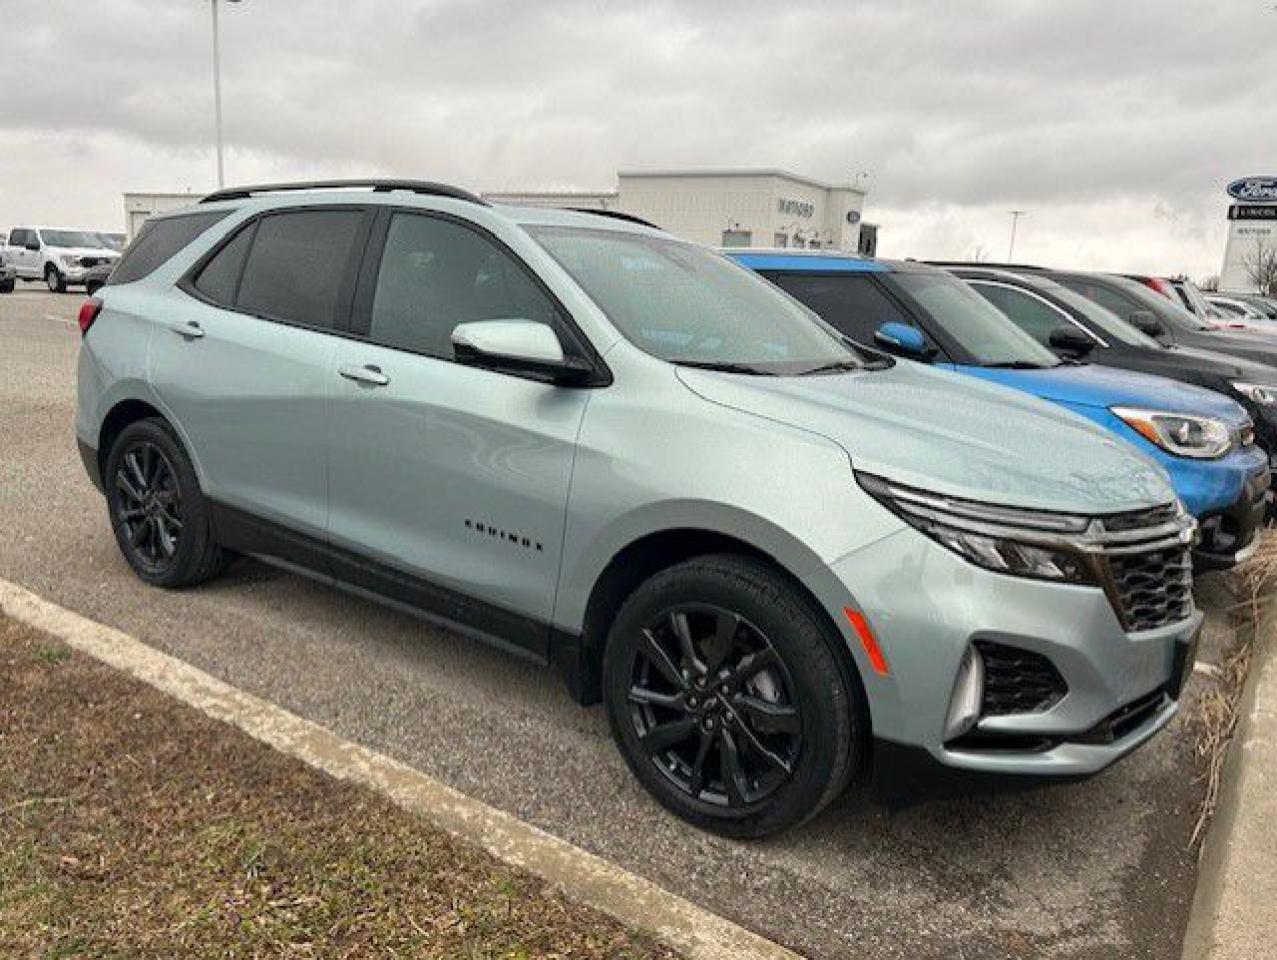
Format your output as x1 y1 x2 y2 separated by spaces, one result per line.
45 264 65 293
104 419 226 588
603 554 864 838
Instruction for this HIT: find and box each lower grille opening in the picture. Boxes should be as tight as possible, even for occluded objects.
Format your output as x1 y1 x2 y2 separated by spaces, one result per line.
1069 688 1169 745
975 640 1067 716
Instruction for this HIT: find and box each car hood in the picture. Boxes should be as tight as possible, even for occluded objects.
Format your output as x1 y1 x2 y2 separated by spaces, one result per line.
1184 328 1277 367
49 246 119 259
953 363 1249 426
675 361 1174 515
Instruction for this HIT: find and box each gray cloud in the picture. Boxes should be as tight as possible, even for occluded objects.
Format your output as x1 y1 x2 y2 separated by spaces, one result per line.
1 0 1274 277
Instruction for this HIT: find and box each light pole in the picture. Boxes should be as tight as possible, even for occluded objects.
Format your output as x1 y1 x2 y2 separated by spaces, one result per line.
210 0 243 187
1007 210 1026 261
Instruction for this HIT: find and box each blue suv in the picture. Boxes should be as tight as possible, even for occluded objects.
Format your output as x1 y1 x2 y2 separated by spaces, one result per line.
731 251 1269 568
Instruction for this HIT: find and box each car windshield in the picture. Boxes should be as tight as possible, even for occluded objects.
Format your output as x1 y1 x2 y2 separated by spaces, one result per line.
1036 278 1164 348
889 270 1062 367
529 226 863 374
41 229 107 249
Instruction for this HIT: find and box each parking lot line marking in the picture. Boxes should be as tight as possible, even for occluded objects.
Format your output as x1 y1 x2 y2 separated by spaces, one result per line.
43 314 74 325
0 578 801 960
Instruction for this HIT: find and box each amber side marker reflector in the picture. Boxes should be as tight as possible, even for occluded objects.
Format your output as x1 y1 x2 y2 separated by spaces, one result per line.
844 608 890 676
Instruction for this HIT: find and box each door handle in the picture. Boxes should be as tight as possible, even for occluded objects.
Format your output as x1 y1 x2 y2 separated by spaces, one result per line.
338 363 390 386
169 321 204 340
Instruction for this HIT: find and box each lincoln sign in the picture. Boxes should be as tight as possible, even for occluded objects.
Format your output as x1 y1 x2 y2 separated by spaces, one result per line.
777 197 816 218
1227 177 1277 203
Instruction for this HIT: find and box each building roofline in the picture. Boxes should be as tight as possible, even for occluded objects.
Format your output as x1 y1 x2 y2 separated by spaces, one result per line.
617 168 865 194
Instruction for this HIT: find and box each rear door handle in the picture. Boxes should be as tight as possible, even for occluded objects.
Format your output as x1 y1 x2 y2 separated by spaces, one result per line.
168 320 204 340
338 363 390 386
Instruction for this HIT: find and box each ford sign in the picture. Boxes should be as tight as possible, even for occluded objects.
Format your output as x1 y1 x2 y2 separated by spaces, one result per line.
1227 177 1277 203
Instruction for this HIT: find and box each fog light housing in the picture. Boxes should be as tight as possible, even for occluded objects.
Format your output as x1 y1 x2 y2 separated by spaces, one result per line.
944 645 984 740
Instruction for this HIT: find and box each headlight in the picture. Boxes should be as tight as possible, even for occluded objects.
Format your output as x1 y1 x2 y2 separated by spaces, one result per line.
1231 381 1277 405
1111 406 1232 459
856 472 1096 584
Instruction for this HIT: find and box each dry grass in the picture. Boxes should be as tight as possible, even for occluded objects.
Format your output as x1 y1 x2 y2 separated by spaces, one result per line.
1189 532 1277 848
0 615 681 960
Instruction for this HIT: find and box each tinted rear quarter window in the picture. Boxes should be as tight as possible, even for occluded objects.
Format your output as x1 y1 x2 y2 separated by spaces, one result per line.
234 209 364 328
108 211 231 286
192 223 255 305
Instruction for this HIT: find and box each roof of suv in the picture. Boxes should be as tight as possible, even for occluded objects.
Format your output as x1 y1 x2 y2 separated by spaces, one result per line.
725 249 937 274
189 180 665 237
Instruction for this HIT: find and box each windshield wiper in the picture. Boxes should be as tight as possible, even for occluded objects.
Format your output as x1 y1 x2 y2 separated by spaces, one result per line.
797 359 863 376
671 359 776 376
981 360 1057 370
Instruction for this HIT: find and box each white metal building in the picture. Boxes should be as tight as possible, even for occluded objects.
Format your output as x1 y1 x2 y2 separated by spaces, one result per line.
486 168 870 252
123 169 873 253
122 191 201 240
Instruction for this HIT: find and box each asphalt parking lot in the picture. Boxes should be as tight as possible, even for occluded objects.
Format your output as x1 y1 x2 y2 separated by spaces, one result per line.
0 286 1240 959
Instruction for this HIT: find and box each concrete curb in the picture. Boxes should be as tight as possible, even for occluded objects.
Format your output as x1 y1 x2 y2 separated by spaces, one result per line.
1181 597 1277 960
0 579 802 960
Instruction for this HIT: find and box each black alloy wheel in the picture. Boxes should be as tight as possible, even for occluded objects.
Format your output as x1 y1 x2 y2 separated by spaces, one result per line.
104 418 227 588
627 605 803 809
113 440 183 573
604 554 862 838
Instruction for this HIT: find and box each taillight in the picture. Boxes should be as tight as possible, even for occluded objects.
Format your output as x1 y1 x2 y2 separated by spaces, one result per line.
77 297 103 336
1149 277 1175 298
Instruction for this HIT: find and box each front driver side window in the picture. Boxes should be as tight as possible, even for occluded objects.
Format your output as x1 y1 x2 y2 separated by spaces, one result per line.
973 283 1071 345
369 214 560 358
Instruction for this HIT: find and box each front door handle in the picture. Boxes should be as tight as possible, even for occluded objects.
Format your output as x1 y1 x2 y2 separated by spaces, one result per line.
169 320 204 340
338 363 390 386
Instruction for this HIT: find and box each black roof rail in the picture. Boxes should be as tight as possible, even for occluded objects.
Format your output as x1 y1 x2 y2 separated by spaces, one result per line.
565 208 662 230
200 179 488 206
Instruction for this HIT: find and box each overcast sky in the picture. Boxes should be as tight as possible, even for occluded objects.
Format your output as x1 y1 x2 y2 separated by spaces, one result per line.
1 0 1274 279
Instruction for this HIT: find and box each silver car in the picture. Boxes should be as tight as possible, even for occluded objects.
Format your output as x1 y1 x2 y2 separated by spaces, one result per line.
75 180 1200 836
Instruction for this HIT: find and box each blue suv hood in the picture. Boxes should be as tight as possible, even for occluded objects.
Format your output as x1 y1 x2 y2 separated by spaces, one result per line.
956 363 1250 425
675 361 1175 515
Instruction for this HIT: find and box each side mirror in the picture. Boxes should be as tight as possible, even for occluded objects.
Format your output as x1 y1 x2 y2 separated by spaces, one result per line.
1127 310 1166 338
1048 325 1095 357
451 319 597 386
873 321 930 359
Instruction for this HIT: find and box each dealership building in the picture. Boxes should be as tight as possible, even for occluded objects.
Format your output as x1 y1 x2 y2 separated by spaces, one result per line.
1219 176 1277 291
486 168 875 254
123 168 875 254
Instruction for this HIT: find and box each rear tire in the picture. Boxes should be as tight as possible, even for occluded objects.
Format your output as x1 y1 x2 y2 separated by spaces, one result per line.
603 553 864 838
45 264 65 293
104 418 226 588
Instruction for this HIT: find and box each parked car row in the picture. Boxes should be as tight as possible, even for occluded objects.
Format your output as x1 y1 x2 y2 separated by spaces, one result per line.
69 181 1277 836
0 226 121 293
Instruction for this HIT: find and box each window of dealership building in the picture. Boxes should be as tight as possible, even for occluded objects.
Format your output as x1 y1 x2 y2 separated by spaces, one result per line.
485 168 877 255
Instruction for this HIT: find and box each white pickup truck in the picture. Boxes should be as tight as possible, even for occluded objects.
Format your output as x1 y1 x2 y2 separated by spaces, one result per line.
2 227 120 293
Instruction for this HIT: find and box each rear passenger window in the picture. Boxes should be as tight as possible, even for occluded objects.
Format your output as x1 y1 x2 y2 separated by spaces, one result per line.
972 283 1070 344
109 211 231 286
192 224 255 305
764 272 910 345
235 210 364 328
368 213 560 358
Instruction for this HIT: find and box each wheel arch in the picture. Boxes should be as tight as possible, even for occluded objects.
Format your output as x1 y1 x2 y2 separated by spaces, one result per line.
556 515 867 716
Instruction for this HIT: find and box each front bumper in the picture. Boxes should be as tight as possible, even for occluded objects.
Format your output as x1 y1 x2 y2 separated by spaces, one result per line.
1195 459 1270 569
828 527 1200 789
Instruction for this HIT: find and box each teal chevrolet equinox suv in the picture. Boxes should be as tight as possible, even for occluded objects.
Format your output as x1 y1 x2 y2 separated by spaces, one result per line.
75 181 1200 836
